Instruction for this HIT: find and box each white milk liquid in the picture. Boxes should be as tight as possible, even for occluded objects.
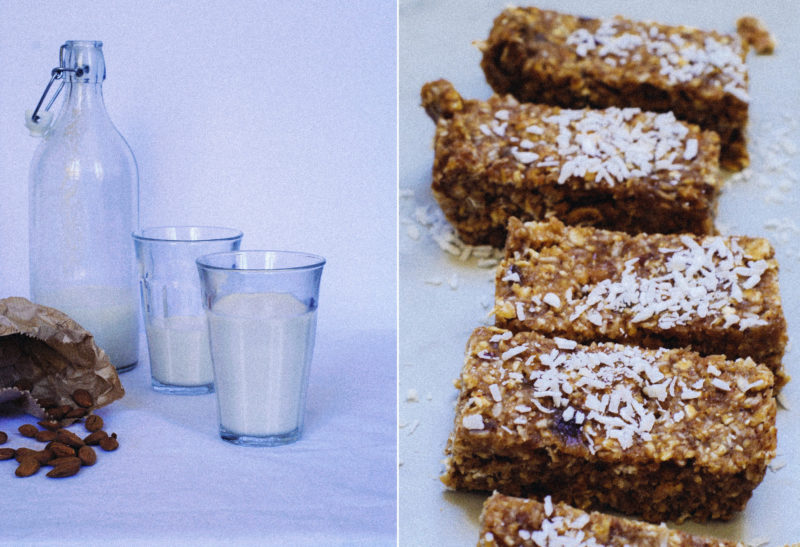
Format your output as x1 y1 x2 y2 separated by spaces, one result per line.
207 292 316 437
37 285 138 368
145 315 213 386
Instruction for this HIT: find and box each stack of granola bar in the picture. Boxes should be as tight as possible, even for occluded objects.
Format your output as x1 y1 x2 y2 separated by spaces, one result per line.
422 5 785 545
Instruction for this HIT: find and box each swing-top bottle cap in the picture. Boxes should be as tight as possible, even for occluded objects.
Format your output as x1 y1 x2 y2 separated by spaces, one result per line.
61 40 106 83
26 40 107 136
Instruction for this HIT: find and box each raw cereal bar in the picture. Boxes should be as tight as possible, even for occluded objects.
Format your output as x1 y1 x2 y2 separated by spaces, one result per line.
479 6 750 170
421 80 721 248
479 492 742 546
495 217 788 387
442 327 776 523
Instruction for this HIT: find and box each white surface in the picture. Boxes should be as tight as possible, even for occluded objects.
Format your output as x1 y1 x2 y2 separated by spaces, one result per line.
0 1 396 545
399 1 800 545
146 315 213 387
208 292 315 437
0 328 395 546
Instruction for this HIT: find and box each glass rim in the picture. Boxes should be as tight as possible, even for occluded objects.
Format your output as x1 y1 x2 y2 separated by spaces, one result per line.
196 250 326 272
64 40 103 47
132 226 243 244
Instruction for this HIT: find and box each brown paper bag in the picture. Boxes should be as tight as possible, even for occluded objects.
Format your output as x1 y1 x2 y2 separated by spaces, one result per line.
0 296 125 421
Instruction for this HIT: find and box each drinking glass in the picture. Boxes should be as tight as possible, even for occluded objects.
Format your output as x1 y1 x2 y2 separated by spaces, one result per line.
196 250 325 446
133 226 243 394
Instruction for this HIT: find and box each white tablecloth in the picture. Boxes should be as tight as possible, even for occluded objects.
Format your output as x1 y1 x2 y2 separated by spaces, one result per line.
1 329 396 546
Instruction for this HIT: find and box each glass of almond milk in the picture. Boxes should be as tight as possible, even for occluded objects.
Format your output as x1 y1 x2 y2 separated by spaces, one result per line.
196 250 325 446
133 227 243 394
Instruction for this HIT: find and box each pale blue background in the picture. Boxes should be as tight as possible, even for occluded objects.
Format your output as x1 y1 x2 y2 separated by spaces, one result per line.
0 0 396 336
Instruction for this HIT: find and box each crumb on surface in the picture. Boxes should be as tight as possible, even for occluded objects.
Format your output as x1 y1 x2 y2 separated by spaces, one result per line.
737 16 776 55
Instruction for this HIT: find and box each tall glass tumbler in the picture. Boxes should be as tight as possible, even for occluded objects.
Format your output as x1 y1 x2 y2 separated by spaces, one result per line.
196 251 325 446
133 227 243 394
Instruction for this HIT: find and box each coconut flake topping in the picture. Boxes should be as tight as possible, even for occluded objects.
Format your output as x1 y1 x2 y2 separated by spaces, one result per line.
475 335 755 454
479 101 700 188
565 17 748 101
546 108 694 187
567 235 769 330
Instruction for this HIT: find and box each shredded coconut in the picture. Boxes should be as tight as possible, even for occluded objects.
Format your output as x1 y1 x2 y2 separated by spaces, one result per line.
566 17 748 101
491 341 686 451
502 345 528 361
543 292 562 309
566 235 769 330
489 383 502 402
462 414 484 430
554 337 578 350
542 107 697 187
490 331 514 343
711 378 731 391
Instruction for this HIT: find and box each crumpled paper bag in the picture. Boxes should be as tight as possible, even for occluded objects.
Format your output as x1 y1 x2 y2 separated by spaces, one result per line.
0 296 125 421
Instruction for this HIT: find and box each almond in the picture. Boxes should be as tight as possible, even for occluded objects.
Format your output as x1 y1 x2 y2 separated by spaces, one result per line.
0 448 16 461
15 447 38 462
71 389 94 409
47 405 71 420
48 442 76 458
85 414 104 432
33 449 54 465
99 436 119 452
15 458 40 477
83 431 108 446
47 456 81 468
37 397 57 409
35 430 57 443
18 424 38 438
38 420 61 431
0 431 7 444
78 445 97 466
46 458 81 478
66 408 87 419
55 429 85 448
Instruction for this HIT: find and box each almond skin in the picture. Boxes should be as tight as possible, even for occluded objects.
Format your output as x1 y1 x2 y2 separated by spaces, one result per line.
46 458 81 478
33 449 54 465
15 458 40 477
35 430 57 443
66 408 87 419
15 448 38 462
78 446 97 466
71 389 94 408
0 448 16 461
84 415 104 432
18 424 38 438
47 405 72 420
48 442 77 458
99 436 119 452
47 456 81 468
38 420 61 431
55 429 85 448
0 431 7 444
83 431 108 446
36 398 57 409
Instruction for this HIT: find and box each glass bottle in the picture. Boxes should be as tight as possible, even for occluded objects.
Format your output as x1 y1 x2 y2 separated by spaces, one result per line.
28 40 139 372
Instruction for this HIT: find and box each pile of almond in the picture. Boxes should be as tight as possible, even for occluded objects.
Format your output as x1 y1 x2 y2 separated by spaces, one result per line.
0 389 119 479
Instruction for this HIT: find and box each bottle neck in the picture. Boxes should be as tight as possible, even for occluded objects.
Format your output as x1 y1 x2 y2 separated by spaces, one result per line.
58 80 110 121
57 41 109 119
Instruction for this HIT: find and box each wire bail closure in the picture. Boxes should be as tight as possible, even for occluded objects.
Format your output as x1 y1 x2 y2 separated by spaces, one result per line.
30 44 90 123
